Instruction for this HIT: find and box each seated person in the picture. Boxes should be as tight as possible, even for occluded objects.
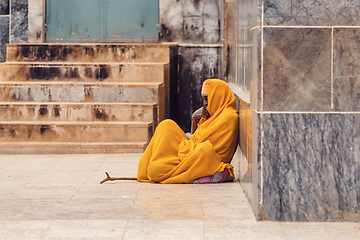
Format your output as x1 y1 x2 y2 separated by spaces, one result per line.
137 79 238 184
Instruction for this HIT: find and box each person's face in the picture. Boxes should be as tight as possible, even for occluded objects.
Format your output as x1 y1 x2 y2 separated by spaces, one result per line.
202 94 208 108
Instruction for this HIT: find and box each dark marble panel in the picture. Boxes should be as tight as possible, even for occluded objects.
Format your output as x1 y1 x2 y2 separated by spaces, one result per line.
177 46 222 132
0 16 9 62
264 0 360 26
261 113 360 221
333 28 360 111
0 0 9 15
11 0 28 43
263 28 331 111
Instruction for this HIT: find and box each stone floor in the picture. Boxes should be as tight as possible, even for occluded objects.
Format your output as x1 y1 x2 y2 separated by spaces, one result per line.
0 153 359 240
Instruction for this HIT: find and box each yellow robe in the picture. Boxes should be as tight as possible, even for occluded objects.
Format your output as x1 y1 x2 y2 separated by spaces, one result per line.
137 79 238 184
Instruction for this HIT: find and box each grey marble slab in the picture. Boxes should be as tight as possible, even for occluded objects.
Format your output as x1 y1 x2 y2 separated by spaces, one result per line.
0 0 9 15
263 28 331 111
264 0 360 26
159 0 184 42
183 16 203 43
334 75 360 112
184 0 203 17
333 28 360 111
10 0 28 43
261 113 360 221
0 16 9 62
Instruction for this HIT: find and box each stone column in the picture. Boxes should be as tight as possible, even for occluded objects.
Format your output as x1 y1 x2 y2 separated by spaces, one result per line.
233 0 360 221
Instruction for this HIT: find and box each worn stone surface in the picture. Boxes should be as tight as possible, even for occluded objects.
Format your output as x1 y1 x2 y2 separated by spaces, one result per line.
160 0 221 44
0 16 9 62
235 99 262 219
11 0 28 43
0 121 153 143
6 44 170 63
333 28 360 111
0 0 9 15
263 28 331 111
28 16 42 42
0 84 161 104
183 16 203 43
203 0 220 43
0 103 157 123
159 0 184 42
261 113 360 221
264 0 360 26
0 63 168 83
28 0 42 17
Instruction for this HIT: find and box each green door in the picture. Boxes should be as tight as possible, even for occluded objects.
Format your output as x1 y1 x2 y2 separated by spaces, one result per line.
46 0 159 43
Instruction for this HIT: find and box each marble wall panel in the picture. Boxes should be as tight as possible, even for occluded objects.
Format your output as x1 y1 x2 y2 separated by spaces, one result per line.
244 46 252 95
250 28 260 112
0 16 9 62
203 0 220 43
203 18 220 43
184 0 203 17
28 16 41 42
264 0 360 26
177 46 222 132
11 0 28 43
333 28 360 111
183 16 203 43
0 0 9 15
251 109 261 219
263 28 331 111
235 98 261 219
261 113 360 221
28 0 42 17
159 0 184 42
160 0 221 44
236 45 244 87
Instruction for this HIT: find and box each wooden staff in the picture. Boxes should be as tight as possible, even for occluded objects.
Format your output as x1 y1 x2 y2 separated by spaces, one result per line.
100 172 137 184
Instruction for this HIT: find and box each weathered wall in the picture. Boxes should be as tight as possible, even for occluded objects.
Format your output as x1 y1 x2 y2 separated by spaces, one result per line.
160 0 223 131
228 0 360 221
0 0 223 132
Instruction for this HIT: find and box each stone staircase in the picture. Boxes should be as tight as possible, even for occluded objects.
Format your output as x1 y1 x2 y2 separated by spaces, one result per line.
0 44 169 154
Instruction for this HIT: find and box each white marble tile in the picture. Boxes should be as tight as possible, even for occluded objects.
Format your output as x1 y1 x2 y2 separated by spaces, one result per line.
28 0 42 17
28 16 42 43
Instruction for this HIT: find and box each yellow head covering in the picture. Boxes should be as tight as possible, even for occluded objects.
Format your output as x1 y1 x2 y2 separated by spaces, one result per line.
201 80 210 96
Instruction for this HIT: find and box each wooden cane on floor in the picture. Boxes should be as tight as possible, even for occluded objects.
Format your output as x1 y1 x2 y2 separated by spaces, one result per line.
100 172 137 184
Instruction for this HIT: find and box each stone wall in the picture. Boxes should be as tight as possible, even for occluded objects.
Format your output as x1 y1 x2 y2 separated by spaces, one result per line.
229 0 360 221
160 0 223 131
0 0 29 62
0 0 224 132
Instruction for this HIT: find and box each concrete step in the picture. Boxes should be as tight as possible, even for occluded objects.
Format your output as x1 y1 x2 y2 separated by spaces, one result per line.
0 82 165 123
6 43 170 63
0 142 148 154
0 102 157 123
0 81 163 103
0 62 169 83
0 121 153 143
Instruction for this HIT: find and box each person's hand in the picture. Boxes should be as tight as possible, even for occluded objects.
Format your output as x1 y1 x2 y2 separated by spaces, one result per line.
192 107 210 120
